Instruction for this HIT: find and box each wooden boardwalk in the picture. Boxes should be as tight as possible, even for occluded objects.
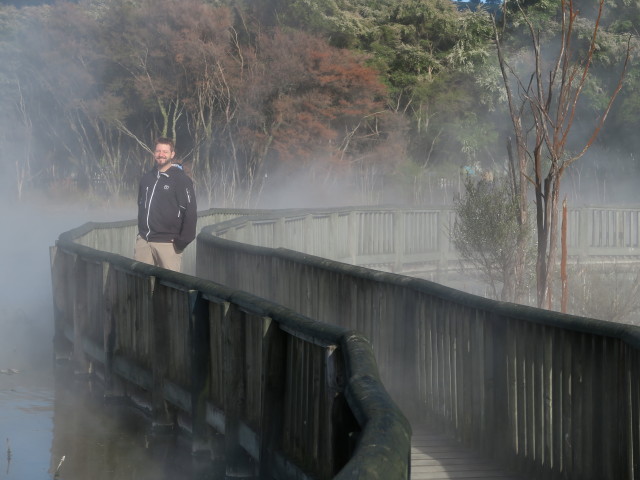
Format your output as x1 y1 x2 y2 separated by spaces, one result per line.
411 429 526 480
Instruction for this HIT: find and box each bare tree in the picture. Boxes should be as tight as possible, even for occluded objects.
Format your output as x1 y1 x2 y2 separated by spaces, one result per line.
14 80 34 200
494 0 630 307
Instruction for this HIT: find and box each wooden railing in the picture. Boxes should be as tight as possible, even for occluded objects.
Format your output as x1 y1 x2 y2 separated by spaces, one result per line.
67 209 258 275
72 205 640 276
51 205 640 480
50 219 411 480
207 205 640 275
195 205 640 480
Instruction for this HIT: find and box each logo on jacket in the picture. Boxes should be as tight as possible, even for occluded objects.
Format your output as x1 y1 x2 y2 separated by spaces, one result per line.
164 185 170 190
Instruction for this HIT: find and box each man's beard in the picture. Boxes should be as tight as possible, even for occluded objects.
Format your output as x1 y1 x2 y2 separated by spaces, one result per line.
156 157 172 169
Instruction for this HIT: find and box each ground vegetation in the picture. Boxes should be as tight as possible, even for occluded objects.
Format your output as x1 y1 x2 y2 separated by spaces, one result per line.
451 174 534 301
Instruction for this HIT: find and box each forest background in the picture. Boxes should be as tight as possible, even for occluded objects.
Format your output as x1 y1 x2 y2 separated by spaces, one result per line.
2 0 638 209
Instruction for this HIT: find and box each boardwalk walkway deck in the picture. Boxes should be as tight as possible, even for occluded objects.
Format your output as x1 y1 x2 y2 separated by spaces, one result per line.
411 429 526 480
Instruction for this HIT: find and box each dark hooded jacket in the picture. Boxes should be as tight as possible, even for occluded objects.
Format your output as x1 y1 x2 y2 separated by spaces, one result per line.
137 165 197 251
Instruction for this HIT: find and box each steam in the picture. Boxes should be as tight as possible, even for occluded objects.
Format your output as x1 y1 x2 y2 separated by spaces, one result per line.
0 196 133 371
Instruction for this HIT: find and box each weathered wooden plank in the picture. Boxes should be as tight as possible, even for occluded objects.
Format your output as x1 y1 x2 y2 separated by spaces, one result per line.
561 328 573 475
411 430 526 480
550 327 563 474
188 290 210 453
222 303 252 477
258 317 286 478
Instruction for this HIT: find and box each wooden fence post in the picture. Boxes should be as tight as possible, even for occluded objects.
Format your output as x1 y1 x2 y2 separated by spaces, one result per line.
437 210 452 277
73 255 89 374
258 317 286 478
50 246 71 361
393 211 406 273
488 313 510 465
578 206 590 262
324 345 343 477
102 261 124 399
189 290 211 454
624 348 639 479
151 277 173 430
223 304 255 478
348 211 358 265
305 214 314 251
274 217 285 248
329 212 339 259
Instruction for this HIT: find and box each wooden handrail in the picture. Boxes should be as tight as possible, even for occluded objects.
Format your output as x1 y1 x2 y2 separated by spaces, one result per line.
52 204 640 480
51 215 411 480
194 205 640 480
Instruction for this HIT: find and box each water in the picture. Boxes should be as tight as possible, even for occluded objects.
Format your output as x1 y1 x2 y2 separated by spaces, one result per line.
0 371 54 480
0 199 224 480
0 358 226 480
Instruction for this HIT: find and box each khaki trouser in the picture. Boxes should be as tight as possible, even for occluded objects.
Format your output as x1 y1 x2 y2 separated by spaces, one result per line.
134 236 183 272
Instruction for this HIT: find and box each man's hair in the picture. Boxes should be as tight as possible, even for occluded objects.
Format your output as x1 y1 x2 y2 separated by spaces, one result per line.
155 137 175 152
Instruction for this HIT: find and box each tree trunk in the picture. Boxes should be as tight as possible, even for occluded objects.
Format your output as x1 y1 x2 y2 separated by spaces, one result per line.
495 0 628 309
561 198 568 313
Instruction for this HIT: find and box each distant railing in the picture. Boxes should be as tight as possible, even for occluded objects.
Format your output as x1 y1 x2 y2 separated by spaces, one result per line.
75 205 640 277
50 218 411 480
208 205 640 275
207 207 455 274
68 209 257 275
195 205 640 480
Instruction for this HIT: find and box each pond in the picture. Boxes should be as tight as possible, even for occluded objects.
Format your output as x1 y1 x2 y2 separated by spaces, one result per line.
0 344 227 480
0 201 225 480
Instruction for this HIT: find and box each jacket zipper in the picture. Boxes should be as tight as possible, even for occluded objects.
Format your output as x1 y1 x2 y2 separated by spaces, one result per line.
144 174 161 240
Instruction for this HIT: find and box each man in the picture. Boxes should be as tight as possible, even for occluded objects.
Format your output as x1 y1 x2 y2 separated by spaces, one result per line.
135 137 197 272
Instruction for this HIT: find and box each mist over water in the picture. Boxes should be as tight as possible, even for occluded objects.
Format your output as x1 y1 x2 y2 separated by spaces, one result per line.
0 195 224 480
0 197 61 479
0 196 133 371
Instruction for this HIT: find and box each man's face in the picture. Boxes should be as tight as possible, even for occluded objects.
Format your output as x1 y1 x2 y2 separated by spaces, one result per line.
154 143 175 171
